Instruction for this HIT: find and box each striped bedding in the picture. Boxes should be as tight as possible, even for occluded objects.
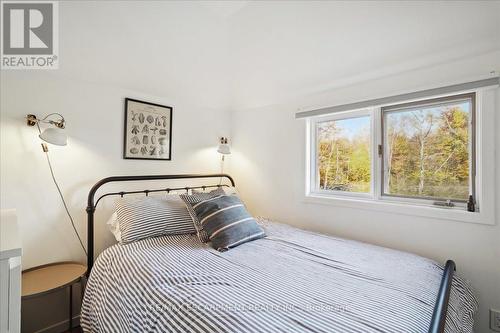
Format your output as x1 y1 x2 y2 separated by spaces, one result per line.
115 195 196 243
81 221 477 333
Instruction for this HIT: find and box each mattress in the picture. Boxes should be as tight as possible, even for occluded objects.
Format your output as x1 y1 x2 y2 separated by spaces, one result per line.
81 221 477 333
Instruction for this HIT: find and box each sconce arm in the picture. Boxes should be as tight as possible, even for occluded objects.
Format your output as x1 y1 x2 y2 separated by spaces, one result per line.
26 113 66 129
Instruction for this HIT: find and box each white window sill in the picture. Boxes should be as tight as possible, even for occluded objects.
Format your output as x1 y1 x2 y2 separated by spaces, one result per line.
303 194 495 226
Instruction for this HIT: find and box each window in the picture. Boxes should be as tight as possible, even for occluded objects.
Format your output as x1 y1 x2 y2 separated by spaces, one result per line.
308 92 477 211
382 94 475 204
315 113 371 194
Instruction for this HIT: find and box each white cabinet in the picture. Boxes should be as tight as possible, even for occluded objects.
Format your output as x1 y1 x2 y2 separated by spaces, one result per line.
0 210 22 333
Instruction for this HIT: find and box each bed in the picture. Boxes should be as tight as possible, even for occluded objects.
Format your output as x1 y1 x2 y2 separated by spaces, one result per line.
81 174 477 333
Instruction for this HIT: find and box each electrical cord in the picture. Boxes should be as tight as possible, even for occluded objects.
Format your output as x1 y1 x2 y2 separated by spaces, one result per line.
44 151 88 257
219 155 225 185
36 122 87 257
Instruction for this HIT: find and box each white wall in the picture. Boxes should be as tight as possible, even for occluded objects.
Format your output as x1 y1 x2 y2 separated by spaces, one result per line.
0 2 498 331
0 71 231 269
230 52 500 333
0 1 234 271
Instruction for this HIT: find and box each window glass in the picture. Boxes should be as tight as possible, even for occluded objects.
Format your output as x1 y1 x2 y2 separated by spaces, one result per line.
382 95 473 201
316 116 371 193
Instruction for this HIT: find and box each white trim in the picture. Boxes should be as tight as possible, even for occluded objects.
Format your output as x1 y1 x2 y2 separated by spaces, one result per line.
474 88 496 225
309 109 373 197
379 92 475 207
305 86 497 226
302 194 494 225
305 117 312 196
372 108 382 201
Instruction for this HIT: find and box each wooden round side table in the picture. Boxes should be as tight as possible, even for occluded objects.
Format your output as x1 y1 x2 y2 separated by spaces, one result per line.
22 262 87 332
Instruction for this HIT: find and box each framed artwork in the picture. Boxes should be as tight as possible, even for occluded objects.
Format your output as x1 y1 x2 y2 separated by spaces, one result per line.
123 98 172 160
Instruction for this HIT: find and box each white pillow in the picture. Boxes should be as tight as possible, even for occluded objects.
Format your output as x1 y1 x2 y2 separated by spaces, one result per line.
106 212 122 242
223 186 240 196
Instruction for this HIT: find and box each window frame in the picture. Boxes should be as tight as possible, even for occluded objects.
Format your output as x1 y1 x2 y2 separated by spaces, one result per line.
380 93 476 208
305 88 497 226
309 108 375 199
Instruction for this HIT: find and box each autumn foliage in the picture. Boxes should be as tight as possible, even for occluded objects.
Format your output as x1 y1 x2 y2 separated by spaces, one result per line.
317 101 471 201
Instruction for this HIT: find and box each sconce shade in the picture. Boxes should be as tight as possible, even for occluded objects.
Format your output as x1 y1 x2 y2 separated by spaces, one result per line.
217 144 231 155
39 127 67 146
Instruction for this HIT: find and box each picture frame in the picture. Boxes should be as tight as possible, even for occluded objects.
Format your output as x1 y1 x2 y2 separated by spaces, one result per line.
123 98 172 160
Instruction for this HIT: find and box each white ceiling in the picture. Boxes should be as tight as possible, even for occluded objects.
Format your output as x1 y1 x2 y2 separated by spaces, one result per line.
51 1 500 110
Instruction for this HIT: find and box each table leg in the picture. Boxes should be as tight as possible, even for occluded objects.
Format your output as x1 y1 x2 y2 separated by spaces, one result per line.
81 276 87 296
69 284 73 331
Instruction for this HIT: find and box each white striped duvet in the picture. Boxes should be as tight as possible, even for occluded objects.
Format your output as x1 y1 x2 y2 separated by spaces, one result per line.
81 221 477 333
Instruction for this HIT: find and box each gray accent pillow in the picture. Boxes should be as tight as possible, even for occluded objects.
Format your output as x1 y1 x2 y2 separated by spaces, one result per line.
185 194 265 251
180 187 226 242
115 195 196 243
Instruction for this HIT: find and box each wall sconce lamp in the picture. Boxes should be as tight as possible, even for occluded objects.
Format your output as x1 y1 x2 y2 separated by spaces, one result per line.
26 113 68 150
217 137 231 160
25 113 87 257
217 137 231 181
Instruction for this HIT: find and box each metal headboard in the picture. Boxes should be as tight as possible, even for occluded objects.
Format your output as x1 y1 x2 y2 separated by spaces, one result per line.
85 173 235 275
85 173 454 333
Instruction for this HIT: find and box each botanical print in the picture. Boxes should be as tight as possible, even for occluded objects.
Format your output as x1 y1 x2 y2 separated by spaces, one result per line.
124 98 172 160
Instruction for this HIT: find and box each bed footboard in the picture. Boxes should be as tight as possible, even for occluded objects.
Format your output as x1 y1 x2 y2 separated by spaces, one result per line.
428 260 456 333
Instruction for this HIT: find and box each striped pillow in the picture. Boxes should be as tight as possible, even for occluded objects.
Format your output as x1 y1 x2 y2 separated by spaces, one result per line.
115 195 196 243
186 195 265 251
180 187 226 243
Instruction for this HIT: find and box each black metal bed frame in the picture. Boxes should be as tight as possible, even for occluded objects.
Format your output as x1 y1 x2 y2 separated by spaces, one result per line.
85 173 454 333
86 173 235 273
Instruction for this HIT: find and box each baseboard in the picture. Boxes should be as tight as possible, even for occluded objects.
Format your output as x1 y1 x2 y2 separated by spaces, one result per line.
33 315 80 333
